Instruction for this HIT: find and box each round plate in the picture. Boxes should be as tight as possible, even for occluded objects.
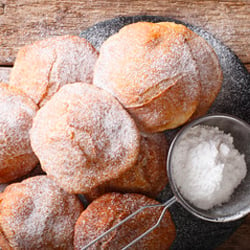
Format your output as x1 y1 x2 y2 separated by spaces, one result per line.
80 16 250 250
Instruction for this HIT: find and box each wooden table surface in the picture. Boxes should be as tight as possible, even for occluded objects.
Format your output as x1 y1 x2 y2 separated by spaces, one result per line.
0 0 249 249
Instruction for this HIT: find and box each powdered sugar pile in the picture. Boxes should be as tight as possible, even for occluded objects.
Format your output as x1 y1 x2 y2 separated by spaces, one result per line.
172 125 247 210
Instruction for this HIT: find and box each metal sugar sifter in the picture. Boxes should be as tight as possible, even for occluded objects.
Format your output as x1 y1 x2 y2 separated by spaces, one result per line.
82 114 250 250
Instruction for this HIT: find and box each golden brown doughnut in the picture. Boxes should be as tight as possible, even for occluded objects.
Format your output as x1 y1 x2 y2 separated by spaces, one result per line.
0 176 84 250
85 133 168 201
74 193 176 250
94 22 202 132
185 30 223 117
30 82 140 194
10 35 99 107
0 83 38 183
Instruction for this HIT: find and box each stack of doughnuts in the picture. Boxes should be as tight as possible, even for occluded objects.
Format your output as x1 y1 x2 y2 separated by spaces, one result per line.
0 21 223 249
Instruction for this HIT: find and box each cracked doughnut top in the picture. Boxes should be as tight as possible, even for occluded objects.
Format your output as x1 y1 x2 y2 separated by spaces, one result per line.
94 22 222 132
30 82 141 194
10 35 99 107
0 83 38 183
74 193 176 250
0 176 83 250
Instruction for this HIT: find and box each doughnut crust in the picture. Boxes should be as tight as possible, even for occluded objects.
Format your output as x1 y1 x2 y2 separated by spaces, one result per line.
10 35 99 107
94 22 201 132
85 133 168 201
0 176 84 250
30 82 140 194
74 193 176 250
185 31 223 118
0 83 38 183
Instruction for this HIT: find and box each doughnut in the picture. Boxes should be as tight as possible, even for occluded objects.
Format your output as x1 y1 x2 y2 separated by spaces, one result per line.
74 193 176 250
185 31 223 118
30 82 140 194
93 22 201 132
0 176 83 249
85 133 168 201
10 35 99 107
0 83 38 183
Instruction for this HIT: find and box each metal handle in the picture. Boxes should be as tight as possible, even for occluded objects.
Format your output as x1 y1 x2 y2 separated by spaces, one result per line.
82 196 177 250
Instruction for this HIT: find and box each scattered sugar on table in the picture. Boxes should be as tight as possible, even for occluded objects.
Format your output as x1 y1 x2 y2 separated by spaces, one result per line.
172 125 247 210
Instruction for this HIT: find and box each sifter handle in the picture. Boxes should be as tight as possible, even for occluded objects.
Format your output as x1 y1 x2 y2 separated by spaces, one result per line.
82 196 177 250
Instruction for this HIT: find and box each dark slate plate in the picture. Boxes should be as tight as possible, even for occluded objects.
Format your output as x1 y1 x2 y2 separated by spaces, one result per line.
80 16 250 250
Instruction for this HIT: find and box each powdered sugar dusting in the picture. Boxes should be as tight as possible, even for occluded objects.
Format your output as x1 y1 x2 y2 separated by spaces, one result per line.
10 35 99 107
82 15 249 123
81 15 250 249
85 133 168 200
0 83 38 183
187 34 223 117
93 22 203 132
0 176 83 249
94 22 200 108
30 83 140 194
74 193 176 250
126 71 201 132
39 36 99 107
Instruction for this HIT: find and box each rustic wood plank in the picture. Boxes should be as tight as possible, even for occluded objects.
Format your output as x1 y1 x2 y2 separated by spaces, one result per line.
0 0 249 66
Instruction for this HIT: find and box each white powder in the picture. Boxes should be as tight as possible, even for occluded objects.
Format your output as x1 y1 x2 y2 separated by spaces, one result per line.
172 125 247 210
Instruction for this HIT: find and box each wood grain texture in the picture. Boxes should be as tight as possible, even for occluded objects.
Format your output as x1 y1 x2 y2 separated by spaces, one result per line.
0 0 249 66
